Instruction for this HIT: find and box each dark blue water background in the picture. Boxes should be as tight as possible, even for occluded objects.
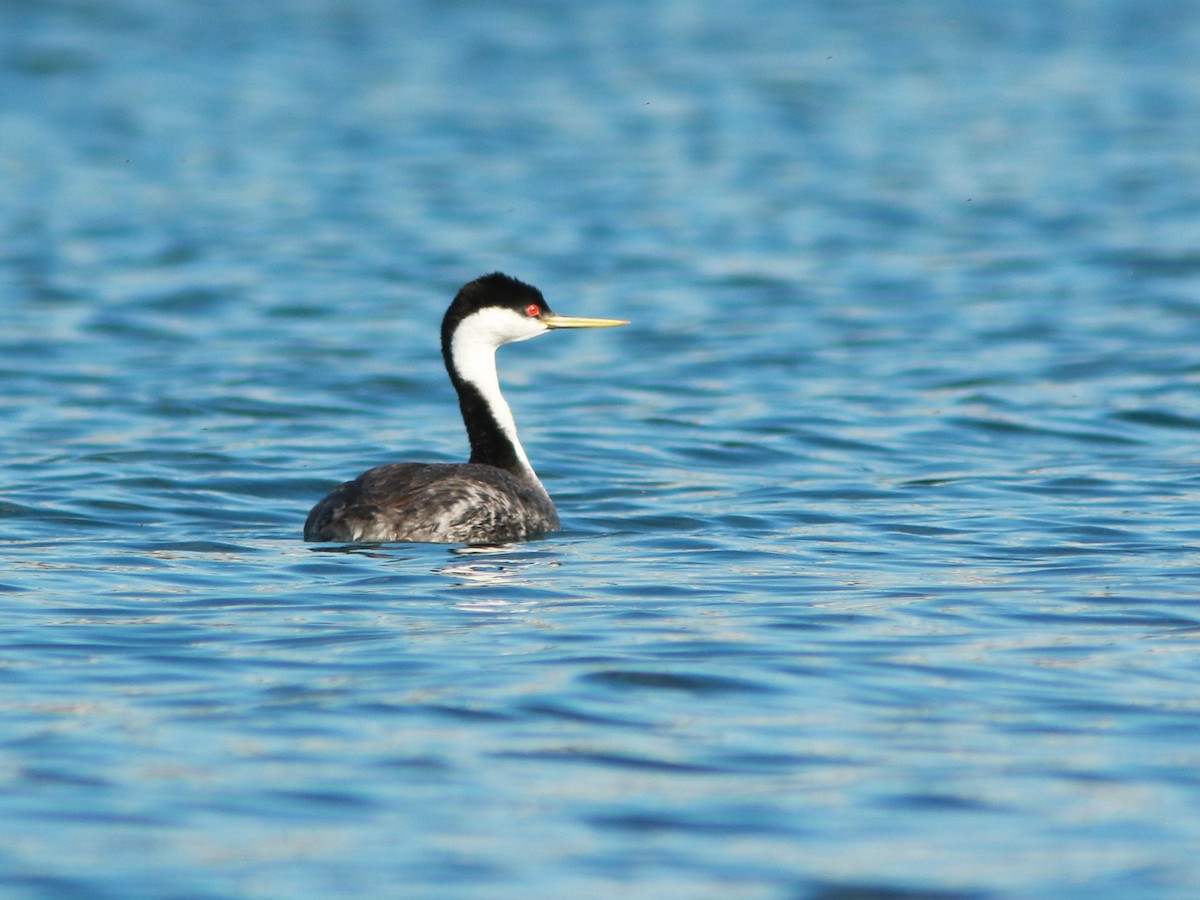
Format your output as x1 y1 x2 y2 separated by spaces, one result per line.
4 1 1200 897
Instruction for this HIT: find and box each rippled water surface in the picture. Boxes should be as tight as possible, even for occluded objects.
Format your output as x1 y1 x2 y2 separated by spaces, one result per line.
5 1 1200 897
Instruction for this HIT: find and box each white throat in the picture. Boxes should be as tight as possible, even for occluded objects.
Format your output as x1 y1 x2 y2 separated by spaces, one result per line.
449 307 548 474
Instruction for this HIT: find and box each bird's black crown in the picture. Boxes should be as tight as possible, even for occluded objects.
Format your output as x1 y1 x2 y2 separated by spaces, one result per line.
443 272 551 336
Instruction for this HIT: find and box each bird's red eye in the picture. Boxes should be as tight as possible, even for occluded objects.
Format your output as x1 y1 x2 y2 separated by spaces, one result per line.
526 304 540 317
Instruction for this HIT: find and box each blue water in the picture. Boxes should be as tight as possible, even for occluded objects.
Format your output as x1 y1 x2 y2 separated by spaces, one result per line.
4 1 1200 897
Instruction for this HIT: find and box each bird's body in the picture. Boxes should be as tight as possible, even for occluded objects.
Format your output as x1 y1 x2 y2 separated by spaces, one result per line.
304 461 557 544
304 273 626 544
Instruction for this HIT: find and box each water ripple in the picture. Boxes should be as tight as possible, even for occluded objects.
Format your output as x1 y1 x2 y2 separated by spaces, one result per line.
4 1 1200 897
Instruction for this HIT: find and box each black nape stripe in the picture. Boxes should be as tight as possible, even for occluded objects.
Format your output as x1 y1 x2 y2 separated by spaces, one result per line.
456 380 525 472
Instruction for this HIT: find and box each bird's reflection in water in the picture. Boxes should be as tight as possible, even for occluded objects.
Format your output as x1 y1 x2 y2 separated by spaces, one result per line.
304 541 558 610
441 544 558 610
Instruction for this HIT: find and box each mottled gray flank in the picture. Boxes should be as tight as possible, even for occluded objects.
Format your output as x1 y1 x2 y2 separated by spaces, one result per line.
303 462 559 544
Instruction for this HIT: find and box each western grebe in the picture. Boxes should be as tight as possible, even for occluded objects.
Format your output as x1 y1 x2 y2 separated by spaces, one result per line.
304 273 628 544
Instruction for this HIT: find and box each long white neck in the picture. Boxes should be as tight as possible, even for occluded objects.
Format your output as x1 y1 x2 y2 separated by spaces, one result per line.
449 312 536 474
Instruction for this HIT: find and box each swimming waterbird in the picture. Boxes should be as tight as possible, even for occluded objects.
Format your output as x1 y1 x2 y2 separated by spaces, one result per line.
304 273 628 544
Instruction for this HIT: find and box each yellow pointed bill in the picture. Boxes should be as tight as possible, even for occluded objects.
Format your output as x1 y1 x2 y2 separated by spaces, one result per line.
540 312 629 329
